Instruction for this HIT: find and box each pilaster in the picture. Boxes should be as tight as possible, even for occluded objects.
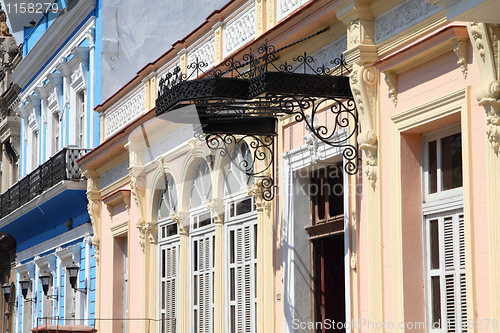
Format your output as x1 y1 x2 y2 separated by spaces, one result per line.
468 22 500 332
206 198 225 333
255 0 266 37
213 23 224 65
248 182 273 333
335 2 387 332
172 212 189 333
82 167 101 333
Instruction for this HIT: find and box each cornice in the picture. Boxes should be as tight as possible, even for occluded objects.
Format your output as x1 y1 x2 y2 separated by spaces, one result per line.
11 0 96 90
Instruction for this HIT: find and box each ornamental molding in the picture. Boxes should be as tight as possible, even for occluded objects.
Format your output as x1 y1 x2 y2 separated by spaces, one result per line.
453 39 468 79
129 166 154 250
247 182 272 213
205 198 224 223
84 168 101 265
104 89 145 138
172 211 189 234
375 0 441 43
67 47 89 92
467 22 500 153
15 263 35 281
350 63 379 187
384 71 398 106
223 4 255 57
304 115 321 164
55 245 81 267
34 255 57 274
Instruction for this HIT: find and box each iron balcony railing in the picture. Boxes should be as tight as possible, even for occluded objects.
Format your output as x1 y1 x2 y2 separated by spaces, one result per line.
0 148 90 219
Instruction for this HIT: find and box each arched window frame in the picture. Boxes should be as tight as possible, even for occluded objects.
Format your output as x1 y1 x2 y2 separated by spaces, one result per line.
157 174 180 333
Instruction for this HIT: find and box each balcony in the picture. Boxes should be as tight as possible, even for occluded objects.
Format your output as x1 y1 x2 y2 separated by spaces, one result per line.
0 148 90 219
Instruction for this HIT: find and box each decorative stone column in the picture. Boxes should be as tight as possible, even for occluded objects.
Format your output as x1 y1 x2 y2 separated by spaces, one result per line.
248 182 273 332
206 198 225 333
468 22 500 332
172 212 189 333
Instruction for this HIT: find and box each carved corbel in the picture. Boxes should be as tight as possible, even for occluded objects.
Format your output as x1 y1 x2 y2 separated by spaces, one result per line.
384 72 398 106
84 168 101 265
350 63 379 188
172 211 189 235
248 182 272 214
453 39 468 79
205 198 224 224
130 169 147 251
467 23 500 153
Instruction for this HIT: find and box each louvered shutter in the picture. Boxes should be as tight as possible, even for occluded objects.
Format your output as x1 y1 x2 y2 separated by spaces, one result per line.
228 221 257 333
428 212 466 333
160 242 179 333
193 233 214 333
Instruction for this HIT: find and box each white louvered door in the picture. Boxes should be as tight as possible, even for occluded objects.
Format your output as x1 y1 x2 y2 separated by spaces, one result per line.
192 233 215 333
427 212 466 333
161 242 179 333
227 221 257 333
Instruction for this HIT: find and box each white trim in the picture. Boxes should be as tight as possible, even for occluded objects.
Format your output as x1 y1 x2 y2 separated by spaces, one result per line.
281 127 350 332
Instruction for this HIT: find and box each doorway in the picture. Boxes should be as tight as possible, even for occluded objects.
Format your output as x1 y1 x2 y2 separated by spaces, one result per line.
313 234 345 333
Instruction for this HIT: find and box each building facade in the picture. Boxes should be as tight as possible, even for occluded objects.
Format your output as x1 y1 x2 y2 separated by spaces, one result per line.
74 0 500 333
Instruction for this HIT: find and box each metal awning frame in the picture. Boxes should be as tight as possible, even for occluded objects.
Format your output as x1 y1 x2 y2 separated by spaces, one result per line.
156 37 359 201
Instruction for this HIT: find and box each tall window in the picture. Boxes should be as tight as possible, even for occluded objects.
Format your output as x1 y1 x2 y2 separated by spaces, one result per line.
77 91 85 147
423 124 463 202
53 114 60 153
190 161 214 333
158 174 179 333
423 124 466 333
225 143 257 333
32 131 38 170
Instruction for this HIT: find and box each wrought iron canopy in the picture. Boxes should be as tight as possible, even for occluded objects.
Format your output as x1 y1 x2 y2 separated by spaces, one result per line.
155 36 358 201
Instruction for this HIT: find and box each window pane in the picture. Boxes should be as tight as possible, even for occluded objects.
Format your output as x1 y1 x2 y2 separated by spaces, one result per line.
194 275 198 305
430 219 440 269
162 249 166 278
230 268 235 301
428 140 437 194
432 276 442 328
441 133 462 191
236 198 252 215
230 230 235 264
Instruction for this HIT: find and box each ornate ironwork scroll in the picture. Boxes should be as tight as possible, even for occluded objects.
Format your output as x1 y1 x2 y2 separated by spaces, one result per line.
156 33 360 201
197 132 275 201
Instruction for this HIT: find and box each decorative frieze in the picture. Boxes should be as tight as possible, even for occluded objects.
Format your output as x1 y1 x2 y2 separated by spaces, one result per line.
104 89 145 138
277 0 307 21
375 0 441 43
99 160 129 189
223 4 255 57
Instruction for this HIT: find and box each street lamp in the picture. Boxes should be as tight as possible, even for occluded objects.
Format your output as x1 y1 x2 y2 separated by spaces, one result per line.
19 280 35 302
2 283 11 303
66 264 86 294
38 273 57 300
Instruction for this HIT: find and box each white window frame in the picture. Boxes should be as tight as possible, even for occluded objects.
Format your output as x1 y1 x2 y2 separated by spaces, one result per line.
422 123 463 204
424 210 466 333
190 223 215 333
224 191 257 333
158 217 180 333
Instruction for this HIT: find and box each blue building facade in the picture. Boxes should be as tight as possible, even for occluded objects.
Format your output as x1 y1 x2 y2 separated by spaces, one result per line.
0 0 102 331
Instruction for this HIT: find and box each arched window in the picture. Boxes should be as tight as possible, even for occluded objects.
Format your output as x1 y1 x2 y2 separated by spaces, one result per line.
190 161 212 209
158 174 178 221
225 142 254 196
